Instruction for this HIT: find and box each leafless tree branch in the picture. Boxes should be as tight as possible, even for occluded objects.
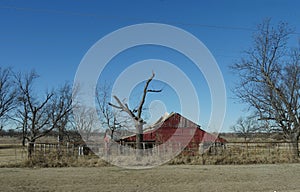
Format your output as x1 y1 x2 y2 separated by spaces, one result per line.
231 19 300 157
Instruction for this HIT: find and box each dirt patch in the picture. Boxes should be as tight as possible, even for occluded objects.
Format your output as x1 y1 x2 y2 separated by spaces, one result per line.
0 164 299 192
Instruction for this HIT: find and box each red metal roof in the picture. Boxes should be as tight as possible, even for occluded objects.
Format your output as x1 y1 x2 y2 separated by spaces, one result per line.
120 113 227 145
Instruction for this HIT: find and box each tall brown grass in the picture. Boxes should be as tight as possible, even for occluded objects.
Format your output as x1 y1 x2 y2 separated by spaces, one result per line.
1 141 299 168
168 144 299 165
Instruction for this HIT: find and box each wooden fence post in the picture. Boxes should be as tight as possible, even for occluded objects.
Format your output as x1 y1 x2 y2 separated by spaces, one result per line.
43 144 46 156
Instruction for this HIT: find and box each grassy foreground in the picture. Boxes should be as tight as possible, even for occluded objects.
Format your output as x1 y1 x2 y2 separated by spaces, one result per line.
0 164 299 192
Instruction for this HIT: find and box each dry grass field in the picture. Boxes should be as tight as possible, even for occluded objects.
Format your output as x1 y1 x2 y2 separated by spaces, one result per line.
1 136 299 191
0 164 300 192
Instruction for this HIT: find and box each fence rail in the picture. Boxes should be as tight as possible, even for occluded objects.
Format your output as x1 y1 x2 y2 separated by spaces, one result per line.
0 141 299 165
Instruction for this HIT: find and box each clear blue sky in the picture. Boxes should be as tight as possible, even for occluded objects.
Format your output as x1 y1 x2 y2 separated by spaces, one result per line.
1 0 299 132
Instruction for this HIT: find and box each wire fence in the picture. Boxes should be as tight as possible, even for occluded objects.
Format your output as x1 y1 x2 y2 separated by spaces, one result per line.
0 141 299 165
0 145 27 165
0 142 89 166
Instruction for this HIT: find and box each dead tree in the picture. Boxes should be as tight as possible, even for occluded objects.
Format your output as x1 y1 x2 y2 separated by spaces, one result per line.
109 72 162 156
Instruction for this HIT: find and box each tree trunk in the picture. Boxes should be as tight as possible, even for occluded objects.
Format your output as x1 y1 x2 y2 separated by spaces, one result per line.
136 122 143 159
22 137 26 147
111 129 114 140
27 139 35 159
57 127 64 160
290 132 299 159
22 126 26 147
58 129 64 143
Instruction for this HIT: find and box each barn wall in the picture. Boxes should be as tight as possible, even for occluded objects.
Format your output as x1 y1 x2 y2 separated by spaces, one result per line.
120 113 226 152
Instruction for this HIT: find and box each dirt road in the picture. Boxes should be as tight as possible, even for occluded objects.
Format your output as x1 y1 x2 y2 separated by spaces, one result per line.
0 164 299 192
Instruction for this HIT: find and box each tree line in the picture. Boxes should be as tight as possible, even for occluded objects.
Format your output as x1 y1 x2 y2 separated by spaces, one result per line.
0 68 128 158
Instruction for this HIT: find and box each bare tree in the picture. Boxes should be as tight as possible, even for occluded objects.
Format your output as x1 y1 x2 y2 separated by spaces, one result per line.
50 83 74 158
72 106 98 142
14 71 73 158
52 83 73 143
231 19 300 158
109 72 162 156
96 84 129 140
0 67 16 131
231 116 259 141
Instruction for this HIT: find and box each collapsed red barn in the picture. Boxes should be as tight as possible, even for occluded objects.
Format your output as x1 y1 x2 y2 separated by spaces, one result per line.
119 112 226 154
